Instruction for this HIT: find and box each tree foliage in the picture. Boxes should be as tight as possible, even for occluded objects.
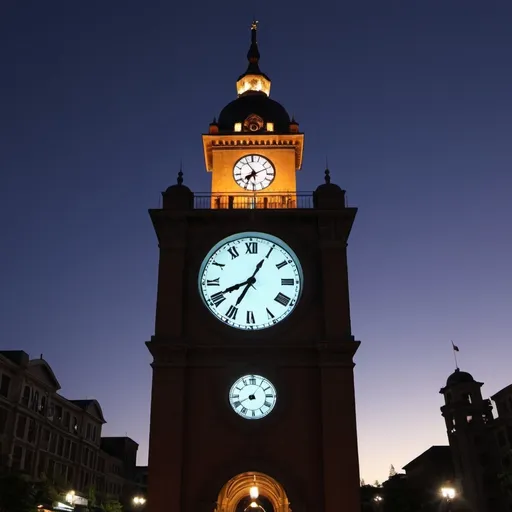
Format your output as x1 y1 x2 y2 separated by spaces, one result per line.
102 499 123 512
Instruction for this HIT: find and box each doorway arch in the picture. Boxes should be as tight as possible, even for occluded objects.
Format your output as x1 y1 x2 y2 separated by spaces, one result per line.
214 471 291 512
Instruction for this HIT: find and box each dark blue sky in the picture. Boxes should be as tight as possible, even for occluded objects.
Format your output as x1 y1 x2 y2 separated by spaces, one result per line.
2 1 512 482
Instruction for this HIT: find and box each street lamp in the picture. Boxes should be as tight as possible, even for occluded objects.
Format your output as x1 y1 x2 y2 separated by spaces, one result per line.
133 496 146 506
441 487 456 500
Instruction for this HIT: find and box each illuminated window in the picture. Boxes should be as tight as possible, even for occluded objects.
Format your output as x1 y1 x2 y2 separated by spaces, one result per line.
266 122 274 132
234 123 242 132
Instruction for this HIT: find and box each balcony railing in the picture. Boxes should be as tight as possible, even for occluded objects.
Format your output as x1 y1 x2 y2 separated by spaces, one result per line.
193 192 315 210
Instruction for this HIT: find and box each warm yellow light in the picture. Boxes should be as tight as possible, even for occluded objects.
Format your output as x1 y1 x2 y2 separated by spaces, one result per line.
249 485 259 499
266 122 274 132
441 487 456 499
374 495 383 502
236 75 271 97
234 123 242 132
133 496 147 505
250 502 258 508
65 491 75 504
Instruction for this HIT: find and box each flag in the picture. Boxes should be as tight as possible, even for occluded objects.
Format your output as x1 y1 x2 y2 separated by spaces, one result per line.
451 341 460 352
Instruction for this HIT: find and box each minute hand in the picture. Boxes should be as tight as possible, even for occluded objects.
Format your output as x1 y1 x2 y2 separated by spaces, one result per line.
235 259 265 306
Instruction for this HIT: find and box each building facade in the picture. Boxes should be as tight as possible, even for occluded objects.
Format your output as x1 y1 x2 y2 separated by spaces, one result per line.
0 350 142 509
146 22 361 512
440 368 512 511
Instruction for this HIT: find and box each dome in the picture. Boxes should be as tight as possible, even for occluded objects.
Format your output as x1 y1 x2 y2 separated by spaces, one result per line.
217 92 291 133
446 368 475 387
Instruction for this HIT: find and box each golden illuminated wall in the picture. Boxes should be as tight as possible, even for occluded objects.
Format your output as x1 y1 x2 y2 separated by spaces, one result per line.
202 133 304 208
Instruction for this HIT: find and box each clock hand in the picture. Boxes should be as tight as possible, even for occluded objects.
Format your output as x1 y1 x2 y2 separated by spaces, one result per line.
234 259 265 306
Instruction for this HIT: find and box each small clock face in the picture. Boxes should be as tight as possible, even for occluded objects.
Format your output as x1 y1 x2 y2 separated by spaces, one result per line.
233 155 275 191
198 232 303 330
229 374 277 420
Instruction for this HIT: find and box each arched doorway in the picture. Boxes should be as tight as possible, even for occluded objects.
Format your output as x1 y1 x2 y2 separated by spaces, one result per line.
215 471 291 512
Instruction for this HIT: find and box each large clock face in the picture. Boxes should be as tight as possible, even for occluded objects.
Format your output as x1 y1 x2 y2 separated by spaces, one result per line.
229 374 277 420
233 155 275 191
198 232 303 330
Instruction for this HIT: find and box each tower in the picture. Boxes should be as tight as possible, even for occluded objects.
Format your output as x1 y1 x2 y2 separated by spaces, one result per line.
440 368 506 512
146 23 361 512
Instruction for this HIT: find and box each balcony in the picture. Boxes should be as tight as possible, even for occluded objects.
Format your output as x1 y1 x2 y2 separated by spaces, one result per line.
193 192 315 209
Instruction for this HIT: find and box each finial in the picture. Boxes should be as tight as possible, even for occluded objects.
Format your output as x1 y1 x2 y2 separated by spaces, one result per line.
247 20 260 64
177 160 183 186
324 169 331 184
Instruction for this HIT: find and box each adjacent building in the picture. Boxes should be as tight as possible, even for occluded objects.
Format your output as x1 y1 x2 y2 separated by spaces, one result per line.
440 368 512 511
0 350 144 508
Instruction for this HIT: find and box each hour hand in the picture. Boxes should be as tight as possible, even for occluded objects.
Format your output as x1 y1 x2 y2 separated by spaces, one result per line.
220 280 249 294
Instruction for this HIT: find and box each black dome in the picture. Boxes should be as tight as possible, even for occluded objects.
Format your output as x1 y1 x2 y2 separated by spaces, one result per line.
218 92 290 133
446 368 475 387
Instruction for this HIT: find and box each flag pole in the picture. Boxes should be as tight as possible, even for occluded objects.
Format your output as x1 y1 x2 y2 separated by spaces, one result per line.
451 340 459 369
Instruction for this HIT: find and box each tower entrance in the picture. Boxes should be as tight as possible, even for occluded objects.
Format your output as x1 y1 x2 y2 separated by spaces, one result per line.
215 471 291 512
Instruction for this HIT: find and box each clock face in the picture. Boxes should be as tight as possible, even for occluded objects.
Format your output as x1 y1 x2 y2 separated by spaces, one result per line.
229 374 277 420
198 232 303 330
233 155 275 191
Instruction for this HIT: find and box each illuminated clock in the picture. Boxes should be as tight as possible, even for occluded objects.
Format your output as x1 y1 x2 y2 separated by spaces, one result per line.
198 232 303 330
233 155 275 191
229 374 277 420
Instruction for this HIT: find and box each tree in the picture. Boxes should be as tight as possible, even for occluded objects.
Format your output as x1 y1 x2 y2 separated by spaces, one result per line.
0 473 36 512
389 465 397 477
103 500 123 512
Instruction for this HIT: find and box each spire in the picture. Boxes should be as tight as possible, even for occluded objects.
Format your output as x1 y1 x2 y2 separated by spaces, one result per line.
247 20 261 70
236 20 271 97
177 161 184 186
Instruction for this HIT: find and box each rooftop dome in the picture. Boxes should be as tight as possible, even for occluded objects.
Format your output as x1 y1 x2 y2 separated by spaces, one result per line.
446 368 475 387
218 93 290 133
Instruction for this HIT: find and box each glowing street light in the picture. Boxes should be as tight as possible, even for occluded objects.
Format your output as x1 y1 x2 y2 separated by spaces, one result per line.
373 495 383 502
441 487 456 500
133 496 147 506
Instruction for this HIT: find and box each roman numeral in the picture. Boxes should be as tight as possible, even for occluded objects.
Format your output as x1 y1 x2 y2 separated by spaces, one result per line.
233 401 241 408
232 394 239 399
241 407 248 415
246 311 255 324
266 308 275 319
210 292 226 307
252 411 256 417
281 278 294 286
245 242 258 254
249 377 256 385
228 247 239 259
274 292 291 307
212 261 225 269
276 260 288 269
264 401 272 408
265 394 274 398
226 305 238 320
265 246 274 258
207 278 220 286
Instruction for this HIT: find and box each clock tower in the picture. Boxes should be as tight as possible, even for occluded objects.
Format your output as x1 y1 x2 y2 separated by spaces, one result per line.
146 22 361 512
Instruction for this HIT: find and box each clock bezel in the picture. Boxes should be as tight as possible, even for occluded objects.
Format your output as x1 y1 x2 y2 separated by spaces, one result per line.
232 154 276 191
197 231 304 331
228 373 278 420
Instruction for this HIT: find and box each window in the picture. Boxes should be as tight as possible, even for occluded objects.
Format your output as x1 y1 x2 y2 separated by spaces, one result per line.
64 411 70 429
25 449 34 473
0 374 11 398
86 423 91 439
0 407 8 435
49 432 57 453
57 436 64 457
12 445 23 471
16 415 27 439
465 393 473 404
32 391 39 411
27 418 37 443
467 415 473 424
70 442 77 462
21 386 30 406
92 425 97 442
65 439 71 459
54 405 63 423
72 416 78 435
40 395 47 415
47 459 55 479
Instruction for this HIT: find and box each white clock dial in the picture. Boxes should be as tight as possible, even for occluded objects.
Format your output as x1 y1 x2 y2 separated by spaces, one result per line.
229 374 277 420
198 232 303 330
233 155 275 191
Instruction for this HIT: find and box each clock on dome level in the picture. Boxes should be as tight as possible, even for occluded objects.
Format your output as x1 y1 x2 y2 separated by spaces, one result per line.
199 232 303 330
233 154 275 191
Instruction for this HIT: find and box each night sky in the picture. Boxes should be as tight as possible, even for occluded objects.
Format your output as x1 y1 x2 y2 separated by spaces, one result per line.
2 1 512 484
